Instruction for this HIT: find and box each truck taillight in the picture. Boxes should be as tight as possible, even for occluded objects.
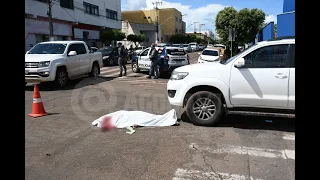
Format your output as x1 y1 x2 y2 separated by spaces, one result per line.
165 55 169 61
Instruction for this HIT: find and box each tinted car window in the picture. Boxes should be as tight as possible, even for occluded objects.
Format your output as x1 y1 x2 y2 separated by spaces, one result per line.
68 44 87 55
202 50 219 56
29 43 66 54
243 44 290 68
167 48 186 55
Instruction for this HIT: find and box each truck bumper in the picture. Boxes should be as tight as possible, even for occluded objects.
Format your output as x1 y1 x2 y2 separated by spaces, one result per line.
25 67 54 83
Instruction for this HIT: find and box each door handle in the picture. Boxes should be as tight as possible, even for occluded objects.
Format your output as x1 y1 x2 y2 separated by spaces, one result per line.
275 73 287 79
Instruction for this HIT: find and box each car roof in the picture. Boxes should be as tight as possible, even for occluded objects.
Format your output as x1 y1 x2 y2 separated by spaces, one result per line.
256 38 295 45
40 41 85 44
165 46 184 49
203 48 219 51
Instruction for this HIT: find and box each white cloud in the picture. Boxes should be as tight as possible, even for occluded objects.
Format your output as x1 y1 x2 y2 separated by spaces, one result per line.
123 0 147 11
122 0 226 33
265 15 277 24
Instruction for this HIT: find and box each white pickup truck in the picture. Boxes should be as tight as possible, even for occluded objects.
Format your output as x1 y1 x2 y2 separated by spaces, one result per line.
25 41 103 87
167 38 295 126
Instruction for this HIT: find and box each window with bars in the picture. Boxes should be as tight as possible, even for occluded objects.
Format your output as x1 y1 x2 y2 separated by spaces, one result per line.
106 9 118 20
83 2 99 16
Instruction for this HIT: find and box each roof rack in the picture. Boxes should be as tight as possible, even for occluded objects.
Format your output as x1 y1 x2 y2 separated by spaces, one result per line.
267 36 295 41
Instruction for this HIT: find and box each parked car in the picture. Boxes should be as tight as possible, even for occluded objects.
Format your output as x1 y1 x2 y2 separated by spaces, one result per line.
131 46 190 77
135 46 146 55
25 41 103 88
167 37 295 126
197 48 222 63
189 42 199 52
198 44 205 51
183 44 192 53
97 46 120 66
90 47 98 52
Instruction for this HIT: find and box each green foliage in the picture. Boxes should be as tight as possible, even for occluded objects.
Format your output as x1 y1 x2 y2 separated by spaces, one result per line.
215 7 266 46
126 34 137 43
169 34 188 43
137 34 145 43
113 30 126 41
100 29 125 43
274 24 277 37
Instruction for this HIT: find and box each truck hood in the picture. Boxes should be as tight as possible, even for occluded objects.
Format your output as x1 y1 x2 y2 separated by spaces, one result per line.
25 54 64 62
174 62 231 82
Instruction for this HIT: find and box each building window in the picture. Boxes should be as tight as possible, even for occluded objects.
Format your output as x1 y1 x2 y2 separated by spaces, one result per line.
83 2 99 16
175 17 178 22
106 9 117 20
35 0 47 3
175 28 178 33
60 0 73 9
179 19 181 23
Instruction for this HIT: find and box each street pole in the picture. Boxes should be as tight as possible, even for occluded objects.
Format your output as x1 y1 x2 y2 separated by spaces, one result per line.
193 22 198 33
152 1 162 43
47 0 54 41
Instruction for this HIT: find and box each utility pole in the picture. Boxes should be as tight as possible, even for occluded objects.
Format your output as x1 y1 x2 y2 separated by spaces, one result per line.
47 0 54 41
193 22 199 33
199 24 205 35
152 1 162 43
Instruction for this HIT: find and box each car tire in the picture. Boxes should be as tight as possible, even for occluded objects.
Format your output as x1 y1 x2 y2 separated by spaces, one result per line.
55 67 68 88
185 91 224 126
89 62 100 77
132 62 140 73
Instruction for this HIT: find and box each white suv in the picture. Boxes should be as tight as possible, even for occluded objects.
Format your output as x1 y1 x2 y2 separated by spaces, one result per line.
167 38 295 126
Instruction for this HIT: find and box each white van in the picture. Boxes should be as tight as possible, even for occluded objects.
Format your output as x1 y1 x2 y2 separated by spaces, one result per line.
189 42 199 52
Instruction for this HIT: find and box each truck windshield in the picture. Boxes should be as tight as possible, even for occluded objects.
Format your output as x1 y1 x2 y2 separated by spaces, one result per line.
28 43 66 54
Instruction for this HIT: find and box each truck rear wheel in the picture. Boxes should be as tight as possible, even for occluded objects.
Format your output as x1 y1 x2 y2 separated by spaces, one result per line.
185 91 224 126
55 68 68 88
89 62 100 77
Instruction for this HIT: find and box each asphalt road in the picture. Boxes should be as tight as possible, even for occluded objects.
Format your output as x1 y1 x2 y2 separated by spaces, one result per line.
25 52 295 180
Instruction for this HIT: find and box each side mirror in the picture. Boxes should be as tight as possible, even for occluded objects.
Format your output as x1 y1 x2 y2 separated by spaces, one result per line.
198 52 201 55
26 51 29 54
68 51 77 56
234 57 245 68
220 54 223 57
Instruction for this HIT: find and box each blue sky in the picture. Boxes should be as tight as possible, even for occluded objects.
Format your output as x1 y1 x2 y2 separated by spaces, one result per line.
121 0 283 34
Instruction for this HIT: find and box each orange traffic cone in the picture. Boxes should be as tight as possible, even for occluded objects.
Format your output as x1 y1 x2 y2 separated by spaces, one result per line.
28 84 48 118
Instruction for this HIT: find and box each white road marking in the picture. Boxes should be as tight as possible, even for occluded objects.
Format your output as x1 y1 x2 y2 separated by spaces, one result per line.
173 168 263 180
189 143 295 160
282 134 295 141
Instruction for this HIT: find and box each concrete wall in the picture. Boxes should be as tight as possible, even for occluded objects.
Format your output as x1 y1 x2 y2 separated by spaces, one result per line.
25 0 121 29
277 12 295 37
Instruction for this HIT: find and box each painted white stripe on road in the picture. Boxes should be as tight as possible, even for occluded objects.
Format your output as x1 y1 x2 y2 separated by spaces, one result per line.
283 134 295 141
33 98 42 103
189 143 295 160
173 168 263 180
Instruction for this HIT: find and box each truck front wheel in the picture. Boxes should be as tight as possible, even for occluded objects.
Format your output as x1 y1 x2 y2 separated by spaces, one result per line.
185 91 224 126
55 68 68 88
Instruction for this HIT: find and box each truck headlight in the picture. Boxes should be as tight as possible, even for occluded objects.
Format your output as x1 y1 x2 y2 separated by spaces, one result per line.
38 61 50 67
170 71 189 80
103 56 109 60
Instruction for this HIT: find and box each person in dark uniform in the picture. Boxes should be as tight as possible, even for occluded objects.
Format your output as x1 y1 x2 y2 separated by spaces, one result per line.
147 44 159 79
117 43 127 77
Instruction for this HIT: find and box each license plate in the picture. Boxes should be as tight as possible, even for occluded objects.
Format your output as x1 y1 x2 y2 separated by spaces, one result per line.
25 70 28 75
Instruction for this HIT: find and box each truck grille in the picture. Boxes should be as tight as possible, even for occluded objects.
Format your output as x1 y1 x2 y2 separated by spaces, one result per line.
25 62 39 68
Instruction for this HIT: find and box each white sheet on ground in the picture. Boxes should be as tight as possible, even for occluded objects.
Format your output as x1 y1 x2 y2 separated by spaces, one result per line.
92 109 178 128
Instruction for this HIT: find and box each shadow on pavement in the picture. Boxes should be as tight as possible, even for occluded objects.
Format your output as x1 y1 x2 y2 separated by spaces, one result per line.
180 111 295 132
25 76 116 91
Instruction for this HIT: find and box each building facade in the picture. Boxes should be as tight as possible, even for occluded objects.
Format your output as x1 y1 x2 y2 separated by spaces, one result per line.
25 0 121 51
120 20 161 48
121 8 186 43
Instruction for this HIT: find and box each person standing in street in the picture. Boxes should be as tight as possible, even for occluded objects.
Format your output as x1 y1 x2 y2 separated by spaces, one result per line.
147 44 159 79
117 43 127 77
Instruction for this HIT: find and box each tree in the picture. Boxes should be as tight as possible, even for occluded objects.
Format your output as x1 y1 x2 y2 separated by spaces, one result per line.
113 30 126 41
215 7 265 46
169 34 188 43
100 29 114 44
136 34 145 45
274 24 277 37
127 34 137 44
